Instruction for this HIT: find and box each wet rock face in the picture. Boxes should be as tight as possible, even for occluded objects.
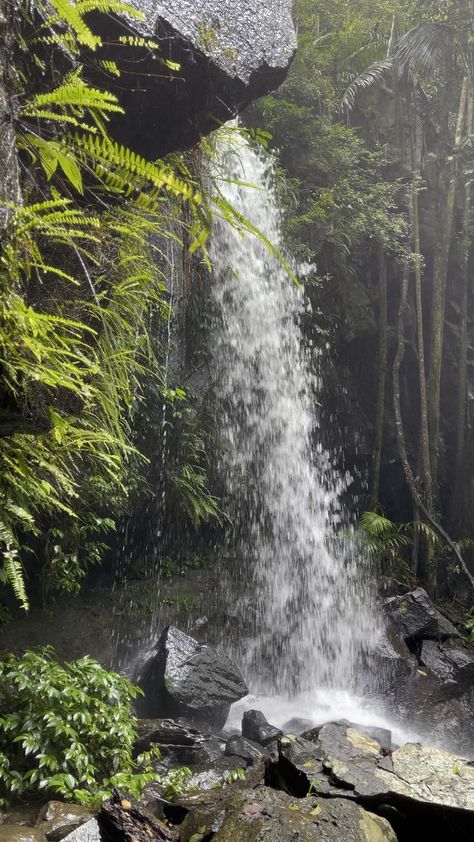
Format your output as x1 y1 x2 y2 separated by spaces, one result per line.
277 720 474 841
135 717 223 765
241 709 283 745
88 0 296 157
141 625 248 727
378 589 474 753
384 588 458 645
180 785 397 842
36 803 92 841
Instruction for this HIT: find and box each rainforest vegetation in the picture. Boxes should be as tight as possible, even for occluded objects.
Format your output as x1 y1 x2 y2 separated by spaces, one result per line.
1 0 474 814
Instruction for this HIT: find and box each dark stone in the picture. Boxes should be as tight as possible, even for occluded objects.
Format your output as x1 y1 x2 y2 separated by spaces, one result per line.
384 588 458 645
369 631 416 697
420 640 474 698
84 0 296 158
241 709 283 745
224 736 270 765
277 734 333 797
135 718 205 751
135 717 224 765
141 626 248 728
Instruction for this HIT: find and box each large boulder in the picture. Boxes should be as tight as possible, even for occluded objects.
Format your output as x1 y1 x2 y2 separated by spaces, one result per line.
277 720 474 840
141 625 248 727
87 0 296 157
180 786 397 842
384 588 458 646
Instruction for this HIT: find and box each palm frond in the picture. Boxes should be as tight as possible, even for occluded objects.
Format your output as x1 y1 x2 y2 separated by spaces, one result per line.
341 59 394 112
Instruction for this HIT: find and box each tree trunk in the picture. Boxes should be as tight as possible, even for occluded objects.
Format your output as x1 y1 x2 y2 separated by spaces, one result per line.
369 242 387 508
450 89 473 533
393 260 474 595
428 77 468 488
0 0 21 231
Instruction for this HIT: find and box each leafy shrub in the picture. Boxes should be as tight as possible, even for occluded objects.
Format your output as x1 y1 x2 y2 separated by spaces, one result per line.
0 648 159 806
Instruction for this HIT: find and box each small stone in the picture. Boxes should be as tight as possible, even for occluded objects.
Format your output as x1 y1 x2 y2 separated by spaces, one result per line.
241 710 282 745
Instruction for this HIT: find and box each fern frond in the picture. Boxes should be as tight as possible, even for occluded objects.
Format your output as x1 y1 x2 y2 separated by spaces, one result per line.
70 132 202 204
0 529 29 611
46 0 102 50
117 35 159 49
75 0 143 18
25 81 123 116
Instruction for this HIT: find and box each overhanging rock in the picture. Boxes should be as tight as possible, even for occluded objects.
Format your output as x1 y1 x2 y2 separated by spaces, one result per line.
90 0 296 157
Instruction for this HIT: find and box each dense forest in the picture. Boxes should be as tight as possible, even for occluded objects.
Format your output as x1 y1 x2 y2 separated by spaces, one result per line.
1 0 474 837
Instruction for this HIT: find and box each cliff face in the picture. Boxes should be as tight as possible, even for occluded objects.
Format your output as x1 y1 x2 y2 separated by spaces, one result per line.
89 0 296 156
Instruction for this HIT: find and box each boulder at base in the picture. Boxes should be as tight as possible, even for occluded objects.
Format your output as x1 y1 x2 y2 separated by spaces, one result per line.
278 720 474 841
384 588 458 645
179 786 396 842
143 625 248 727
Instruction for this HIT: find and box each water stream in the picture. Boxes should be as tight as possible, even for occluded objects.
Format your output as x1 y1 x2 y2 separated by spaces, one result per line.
210 138 382 714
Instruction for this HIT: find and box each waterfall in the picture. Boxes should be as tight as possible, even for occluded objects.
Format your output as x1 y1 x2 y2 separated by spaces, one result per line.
210 137 381 708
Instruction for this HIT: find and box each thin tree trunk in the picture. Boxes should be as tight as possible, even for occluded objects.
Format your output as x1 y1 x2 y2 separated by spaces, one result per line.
428 77 468 487
369 242 387 508
450 89 473 532
0 0 21 231
412 180 432 509
393 262 474 594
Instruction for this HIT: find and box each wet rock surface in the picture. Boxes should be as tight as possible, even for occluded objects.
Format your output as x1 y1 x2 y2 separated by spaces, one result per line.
224 736 270 765
141 625 248 727
376 588 474 754
277 719 474 840
180 785 397 842
36 802 92 841
136 717 224 766
0 829 45 842
84 0 296 157
241 709 283 745
384 587 458 644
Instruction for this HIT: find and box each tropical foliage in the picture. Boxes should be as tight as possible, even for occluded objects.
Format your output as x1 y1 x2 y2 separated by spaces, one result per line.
250 0 474 599
0 0 216 608
0 648 157 805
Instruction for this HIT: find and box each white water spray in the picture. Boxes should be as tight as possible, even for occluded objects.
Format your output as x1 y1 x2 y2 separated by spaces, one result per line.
210 138 381 701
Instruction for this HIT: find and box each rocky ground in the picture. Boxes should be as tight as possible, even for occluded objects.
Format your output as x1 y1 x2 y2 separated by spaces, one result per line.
1 593 474 841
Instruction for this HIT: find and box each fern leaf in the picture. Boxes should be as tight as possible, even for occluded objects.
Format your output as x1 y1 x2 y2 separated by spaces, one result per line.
46 0 102 50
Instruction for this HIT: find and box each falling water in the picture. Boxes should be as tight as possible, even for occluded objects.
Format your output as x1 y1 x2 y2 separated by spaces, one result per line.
210 137 381 705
